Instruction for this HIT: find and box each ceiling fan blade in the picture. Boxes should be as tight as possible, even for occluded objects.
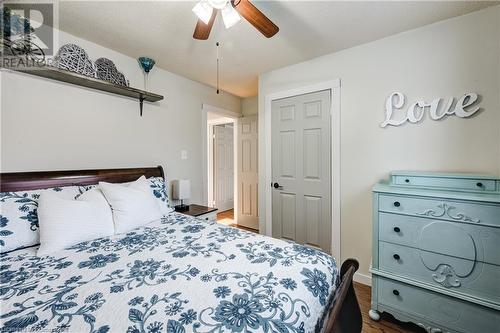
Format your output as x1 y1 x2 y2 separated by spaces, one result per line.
233 0 279 38
193 10 217 40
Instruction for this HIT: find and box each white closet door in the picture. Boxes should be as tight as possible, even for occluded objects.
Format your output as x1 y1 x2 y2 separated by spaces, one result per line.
237 115 259 230
271 90 331 252
214 124 234 212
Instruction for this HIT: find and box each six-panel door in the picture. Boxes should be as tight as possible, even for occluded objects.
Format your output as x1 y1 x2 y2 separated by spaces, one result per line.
237 115 259 230
271 90 331 252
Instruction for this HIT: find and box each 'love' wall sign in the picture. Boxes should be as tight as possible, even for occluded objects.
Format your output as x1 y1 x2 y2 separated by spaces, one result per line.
380 92 481 128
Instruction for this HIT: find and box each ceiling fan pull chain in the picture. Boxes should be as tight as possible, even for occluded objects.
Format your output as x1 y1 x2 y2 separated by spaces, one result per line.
216 41 220 94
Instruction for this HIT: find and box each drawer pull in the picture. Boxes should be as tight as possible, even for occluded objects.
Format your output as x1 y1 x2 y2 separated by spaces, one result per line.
392 289 400 296
405 179 410 183
393 227 401 233
393 201 401 207
393 254 400 260
476 182 483 188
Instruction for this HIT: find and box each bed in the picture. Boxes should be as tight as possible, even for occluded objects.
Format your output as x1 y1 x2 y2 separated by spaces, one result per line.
0 166 361 333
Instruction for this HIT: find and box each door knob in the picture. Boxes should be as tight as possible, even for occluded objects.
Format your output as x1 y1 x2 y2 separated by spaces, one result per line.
273 182 283 189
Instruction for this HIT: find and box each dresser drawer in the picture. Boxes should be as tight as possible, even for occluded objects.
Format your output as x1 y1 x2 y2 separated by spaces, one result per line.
376 277 500 333
379 195 500 227
379 242 500 306
392 175 497 192
378 212 500 266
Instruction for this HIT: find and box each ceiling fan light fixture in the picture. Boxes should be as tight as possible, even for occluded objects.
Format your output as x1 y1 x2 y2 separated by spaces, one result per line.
207 0 229 10
221 3 241 29
192 0 213 25
192 0 279 40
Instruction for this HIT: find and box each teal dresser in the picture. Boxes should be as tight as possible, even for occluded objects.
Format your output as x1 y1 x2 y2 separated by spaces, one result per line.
370 172 500 333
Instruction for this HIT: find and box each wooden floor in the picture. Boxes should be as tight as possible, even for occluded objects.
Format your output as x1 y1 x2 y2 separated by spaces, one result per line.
216 209 258 232
217 210 423 333
216 209 235 223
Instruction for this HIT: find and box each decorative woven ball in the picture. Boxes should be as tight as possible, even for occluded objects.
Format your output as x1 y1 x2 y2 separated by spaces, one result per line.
95 58 128 86
51 44 96 78
115 72 128 87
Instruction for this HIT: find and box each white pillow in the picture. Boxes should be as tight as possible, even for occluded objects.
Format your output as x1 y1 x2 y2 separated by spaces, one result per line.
99 177 162 234
126 176 173 215
37 189 114 256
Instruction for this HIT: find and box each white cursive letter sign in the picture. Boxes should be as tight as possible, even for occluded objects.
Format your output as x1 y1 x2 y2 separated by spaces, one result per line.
380 92 481 128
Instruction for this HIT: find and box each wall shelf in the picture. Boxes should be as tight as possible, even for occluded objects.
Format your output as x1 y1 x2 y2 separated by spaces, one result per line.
9 65 164 116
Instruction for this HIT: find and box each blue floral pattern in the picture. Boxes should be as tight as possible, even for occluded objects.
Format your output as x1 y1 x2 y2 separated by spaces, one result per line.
236 241 337 278
1 213 338 332
149 177 168 203
78 254 120 269
0 215 13 248
213 286 231 299
213 293 264 331
0 185 99 253
69 216 249 263
149 177 173 215
301 268 330 306
194 270 311 333
100 259 200 293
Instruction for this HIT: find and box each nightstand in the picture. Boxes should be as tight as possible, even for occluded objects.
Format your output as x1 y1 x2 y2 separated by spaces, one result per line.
175 204 218 222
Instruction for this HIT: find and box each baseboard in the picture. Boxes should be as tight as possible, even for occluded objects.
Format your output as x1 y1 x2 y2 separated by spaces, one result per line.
353 272 372 286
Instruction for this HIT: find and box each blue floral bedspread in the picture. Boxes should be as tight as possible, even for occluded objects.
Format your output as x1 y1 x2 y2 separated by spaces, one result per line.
0 213 338 333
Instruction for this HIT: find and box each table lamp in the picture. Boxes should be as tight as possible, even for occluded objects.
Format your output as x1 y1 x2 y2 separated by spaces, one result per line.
172 179 190 211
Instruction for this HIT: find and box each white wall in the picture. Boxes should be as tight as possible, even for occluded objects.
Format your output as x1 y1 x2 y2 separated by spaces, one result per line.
259 6 500 278
1 30 241 205
242 96 258 116
498 6 500 176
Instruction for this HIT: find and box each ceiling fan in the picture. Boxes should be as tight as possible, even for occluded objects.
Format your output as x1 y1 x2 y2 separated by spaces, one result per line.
192 0 279 40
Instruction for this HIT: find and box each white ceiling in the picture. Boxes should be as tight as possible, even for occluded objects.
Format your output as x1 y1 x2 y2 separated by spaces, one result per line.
59 1 498 97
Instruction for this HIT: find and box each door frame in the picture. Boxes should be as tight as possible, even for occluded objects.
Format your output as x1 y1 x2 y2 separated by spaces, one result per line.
201 104 239 219
263 79 341 260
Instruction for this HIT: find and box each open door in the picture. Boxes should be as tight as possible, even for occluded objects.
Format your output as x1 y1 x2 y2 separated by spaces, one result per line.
237 115 259 230
213 124 234 212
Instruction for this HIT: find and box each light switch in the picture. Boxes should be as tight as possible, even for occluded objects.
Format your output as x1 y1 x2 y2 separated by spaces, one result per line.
181 150 188 160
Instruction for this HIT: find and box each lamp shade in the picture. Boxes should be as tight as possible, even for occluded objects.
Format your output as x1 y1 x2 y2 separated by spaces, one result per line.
172 179 190 200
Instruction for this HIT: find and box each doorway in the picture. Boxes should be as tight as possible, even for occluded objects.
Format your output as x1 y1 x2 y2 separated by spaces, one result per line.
207 112 236 224
202 103 259 232
213 123 234 212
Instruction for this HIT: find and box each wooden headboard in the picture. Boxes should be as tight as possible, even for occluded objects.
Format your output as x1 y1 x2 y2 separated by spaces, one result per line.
0 166 164 192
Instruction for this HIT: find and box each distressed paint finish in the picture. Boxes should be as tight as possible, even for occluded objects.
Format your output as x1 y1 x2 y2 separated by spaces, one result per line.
370 172 500 332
